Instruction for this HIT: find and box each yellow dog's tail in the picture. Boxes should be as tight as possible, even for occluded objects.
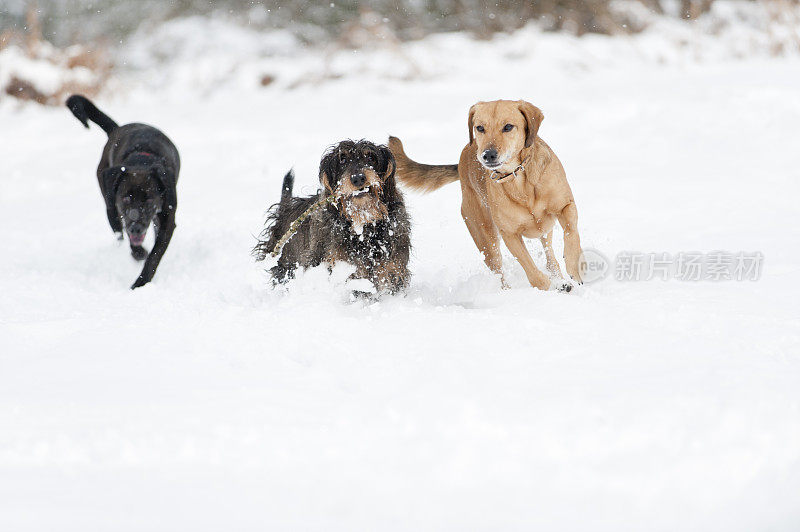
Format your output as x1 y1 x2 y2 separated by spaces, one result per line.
388 136 459 193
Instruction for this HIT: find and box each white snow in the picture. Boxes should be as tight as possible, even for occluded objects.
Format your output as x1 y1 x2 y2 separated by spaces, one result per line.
2 7 800 531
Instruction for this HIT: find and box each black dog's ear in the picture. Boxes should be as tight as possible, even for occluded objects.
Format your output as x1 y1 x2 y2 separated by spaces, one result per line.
151 164 177 211
378 145 397 201
100 166 124 207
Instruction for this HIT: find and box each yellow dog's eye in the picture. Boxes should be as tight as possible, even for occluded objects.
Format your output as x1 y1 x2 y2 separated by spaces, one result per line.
475 125 484 133
502 124 514 132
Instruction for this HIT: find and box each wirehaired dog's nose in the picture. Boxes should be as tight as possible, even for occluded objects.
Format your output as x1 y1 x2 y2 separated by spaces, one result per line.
350 172 366 189
482 148 499 165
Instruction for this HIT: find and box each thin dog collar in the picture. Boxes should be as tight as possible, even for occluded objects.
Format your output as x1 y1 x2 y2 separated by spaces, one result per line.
489 152 532 183
124 151 159 164
490 164 524 183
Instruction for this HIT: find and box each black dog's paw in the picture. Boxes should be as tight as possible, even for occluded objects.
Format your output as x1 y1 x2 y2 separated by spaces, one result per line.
131 246 148 261
130 276 149 290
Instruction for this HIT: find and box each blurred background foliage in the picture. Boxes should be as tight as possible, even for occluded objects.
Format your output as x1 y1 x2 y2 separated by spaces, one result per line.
1 0 736 47
6 0 795 105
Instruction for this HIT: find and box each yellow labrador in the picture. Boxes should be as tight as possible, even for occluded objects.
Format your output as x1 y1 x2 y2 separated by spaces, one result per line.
389 99 583 291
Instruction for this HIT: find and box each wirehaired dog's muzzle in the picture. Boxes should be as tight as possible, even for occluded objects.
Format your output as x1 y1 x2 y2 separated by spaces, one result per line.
350 172 366 189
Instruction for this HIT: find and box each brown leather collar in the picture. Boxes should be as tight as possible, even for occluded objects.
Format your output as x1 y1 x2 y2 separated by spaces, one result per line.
489 152 532 184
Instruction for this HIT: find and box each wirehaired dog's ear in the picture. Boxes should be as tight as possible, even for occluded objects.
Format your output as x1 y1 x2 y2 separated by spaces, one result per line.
320 171 335 194
378 145 396 179
151 164 177 210
319 149 338 195
378 145 397 201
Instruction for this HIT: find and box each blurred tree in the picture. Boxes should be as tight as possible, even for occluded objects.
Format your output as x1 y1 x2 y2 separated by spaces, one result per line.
0 0 732 47
680 0 715 19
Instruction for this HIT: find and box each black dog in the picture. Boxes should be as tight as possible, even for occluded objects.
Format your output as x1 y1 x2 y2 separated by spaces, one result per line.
66 94 180 289
253 140 411 296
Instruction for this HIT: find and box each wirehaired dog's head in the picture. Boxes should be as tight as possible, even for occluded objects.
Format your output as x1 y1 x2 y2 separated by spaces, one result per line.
319 140 397 231
253 139 411 296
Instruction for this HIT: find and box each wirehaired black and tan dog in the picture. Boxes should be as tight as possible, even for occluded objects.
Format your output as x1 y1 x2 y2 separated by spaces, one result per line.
66 94 180 289
253 140 411 296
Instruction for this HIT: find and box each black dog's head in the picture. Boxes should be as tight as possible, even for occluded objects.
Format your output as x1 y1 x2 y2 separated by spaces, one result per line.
319 140 397 230
101 164 174 246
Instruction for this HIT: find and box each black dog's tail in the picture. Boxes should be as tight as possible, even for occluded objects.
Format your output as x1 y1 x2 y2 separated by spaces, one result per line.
281 169 294 204
66 94 118 136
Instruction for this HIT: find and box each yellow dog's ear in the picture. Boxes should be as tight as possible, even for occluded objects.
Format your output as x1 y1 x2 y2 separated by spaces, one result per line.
467 104 477 144
518 101 544 148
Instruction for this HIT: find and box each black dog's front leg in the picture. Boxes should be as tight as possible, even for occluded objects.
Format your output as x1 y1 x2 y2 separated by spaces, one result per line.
131 211 175 289
106 206 122 236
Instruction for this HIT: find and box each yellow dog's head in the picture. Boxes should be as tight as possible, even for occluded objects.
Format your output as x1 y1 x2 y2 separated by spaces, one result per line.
468 100 544 173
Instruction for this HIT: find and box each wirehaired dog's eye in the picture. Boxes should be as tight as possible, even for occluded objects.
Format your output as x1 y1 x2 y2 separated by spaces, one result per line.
122 196 132 205
476 125 485 133
503 124 514 132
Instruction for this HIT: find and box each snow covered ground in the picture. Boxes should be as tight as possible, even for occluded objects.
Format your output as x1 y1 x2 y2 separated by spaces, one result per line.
2 11 800 531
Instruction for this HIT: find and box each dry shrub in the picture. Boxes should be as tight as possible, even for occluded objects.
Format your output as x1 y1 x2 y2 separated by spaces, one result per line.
0 29 17 51
1 2 112 106
24 2 43 56
66 46 108 71
4 76 48 104
763 0 800 56
680 0 716 20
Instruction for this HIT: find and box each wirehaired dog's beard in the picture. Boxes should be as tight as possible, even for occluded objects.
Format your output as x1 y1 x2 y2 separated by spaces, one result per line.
337 188 388 234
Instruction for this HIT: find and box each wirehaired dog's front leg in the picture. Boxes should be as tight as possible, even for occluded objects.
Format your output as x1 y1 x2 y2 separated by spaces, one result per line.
372 259 410 295
270 262 296 285
344 263 372 299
